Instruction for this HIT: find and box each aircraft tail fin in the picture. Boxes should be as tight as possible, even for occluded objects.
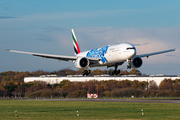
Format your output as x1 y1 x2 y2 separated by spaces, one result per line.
71 29 81 55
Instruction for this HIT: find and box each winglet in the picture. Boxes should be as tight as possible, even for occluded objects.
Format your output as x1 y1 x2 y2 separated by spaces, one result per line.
71 29 81 55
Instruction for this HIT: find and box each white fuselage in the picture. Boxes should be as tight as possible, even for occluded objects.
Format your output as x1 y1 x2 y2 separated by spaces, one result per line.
76 43 136 67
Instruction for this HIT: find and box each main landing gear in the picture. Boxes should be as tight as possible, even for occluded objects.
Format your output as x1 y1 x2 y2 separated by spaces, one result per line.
127 59 131 69
112 63 120 75
82 70 91 76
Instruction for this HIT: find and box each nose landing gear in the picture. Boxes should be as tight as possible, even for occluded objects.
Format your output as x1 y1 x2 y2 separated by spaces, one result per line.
127 59 131 69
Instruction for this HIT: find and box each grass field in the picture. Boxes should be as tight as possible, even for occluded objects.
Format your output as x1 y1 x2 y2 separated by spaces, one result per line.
0 100 180 120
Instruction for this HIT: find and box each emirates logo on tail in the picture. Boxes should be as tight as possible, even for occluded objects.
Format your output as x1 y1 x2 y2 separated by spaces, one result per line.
71 29 81 55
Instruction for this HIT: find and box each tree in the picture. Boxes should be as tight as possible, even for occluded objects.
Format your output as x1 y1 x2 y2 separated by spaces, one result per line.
131 80 139 89
4 84 17 96
40 88 53 97
95 83 100 93
137 81 148 90
120 70 128 75
129 69 141 76
92 69 101 75
173 79 180 90
55 88 64 98
0 86 7 97
159 79 173 90
118 80 132 88
148 80 158 90
66 90 87 98
12 85 25 97
60 80 70 87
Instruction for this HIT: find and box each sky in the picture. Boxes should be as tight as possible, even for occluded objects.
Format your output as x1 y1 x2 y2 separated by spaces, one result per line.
1 0 180 75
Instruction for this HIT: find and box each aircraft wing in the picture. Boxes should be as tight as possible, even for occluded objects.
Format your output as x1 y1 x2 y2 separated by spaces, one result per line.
137 48 175 58
5 49 101 62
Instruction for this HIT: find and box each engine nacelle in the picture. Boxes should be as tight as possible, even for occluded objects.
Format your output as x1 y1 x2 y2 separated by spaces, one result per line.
74 57 90 69
130 56 143 68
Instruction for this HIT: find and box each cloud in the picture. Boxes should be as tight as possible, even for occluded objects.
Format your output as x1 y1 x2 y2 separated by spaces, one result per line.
0 3 12 11
133 42 150 46
36 37 52 42
6 8 138 23
165 54 176 57
0 16 16 19
43 27 67 34
75 27 179 64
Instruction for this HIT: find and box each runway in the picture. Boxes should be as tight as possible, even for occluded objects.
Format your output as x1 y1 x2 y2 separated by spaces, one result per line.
32 98 180 104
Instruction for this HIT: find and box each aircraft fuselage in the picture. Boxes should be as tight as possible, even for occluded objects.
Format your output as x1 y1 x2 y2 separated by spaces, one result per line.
76 43 136 67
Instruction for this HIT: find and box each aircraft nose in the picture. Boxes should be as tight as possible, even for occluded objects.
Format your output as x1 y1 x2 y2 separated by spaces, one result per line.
126 48 136 59
132 49 136 58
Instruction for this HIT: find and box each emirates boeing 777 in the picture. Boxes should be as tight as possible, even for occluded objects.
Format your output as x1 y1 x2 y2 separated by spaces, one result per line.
6 29 175 76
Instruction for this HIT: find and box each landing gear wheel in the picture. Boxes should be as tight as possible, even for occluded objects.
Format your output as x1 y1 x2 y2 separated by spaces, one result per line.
116 70 120 75
112 71 115 75
112 63 120 76
112 69 120 75
82 70 91 76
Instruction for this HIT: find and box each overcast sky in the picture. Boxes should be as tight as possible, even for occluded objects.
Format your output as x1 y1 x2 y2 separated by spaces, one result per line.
1 0 180 75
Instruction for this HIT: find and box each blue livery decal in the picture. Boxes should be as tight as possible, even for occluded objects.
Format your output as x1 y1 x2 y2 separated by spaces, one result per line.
86 46 109 63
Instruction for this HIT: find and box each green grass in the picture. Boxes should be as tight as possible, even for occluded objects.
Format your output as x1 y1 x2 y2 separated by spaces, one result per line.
0 100 180 120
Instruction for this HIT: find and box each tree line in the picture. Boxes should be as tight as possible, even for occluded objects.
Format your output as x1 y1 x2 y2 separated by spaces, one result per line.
0 69 180 98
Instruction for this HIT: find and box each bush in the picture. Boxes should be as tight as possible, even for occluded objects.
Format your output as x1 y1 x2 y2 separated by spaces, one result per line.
66 90 87 98
40 89 53 97
104 91 115 97
103 88 144 97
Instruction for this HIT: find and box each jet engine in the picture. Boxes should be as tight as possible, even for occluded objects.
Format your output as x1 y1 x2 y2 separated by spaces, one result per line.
130 56 143 68
74 57 90 69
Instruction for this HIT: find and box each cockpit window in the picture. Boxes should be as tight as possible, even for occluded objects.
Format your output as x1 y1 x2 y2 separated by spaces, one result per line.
126 47 135 50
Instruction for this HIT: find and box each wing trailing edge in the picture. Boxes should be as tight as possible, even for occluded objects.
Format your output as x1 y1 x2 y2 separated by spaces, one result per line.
137 48 175 58
6 49 101 62
6 49 78 61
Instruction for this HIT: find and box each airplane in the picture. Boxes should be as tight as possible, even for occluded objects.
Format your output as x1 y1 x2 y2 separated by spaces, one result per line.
6 29 175 76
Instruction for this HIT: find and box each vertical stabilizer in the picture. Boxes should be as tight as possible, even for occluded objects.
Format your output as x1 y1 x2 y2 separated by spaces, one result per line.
71 29 81 55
